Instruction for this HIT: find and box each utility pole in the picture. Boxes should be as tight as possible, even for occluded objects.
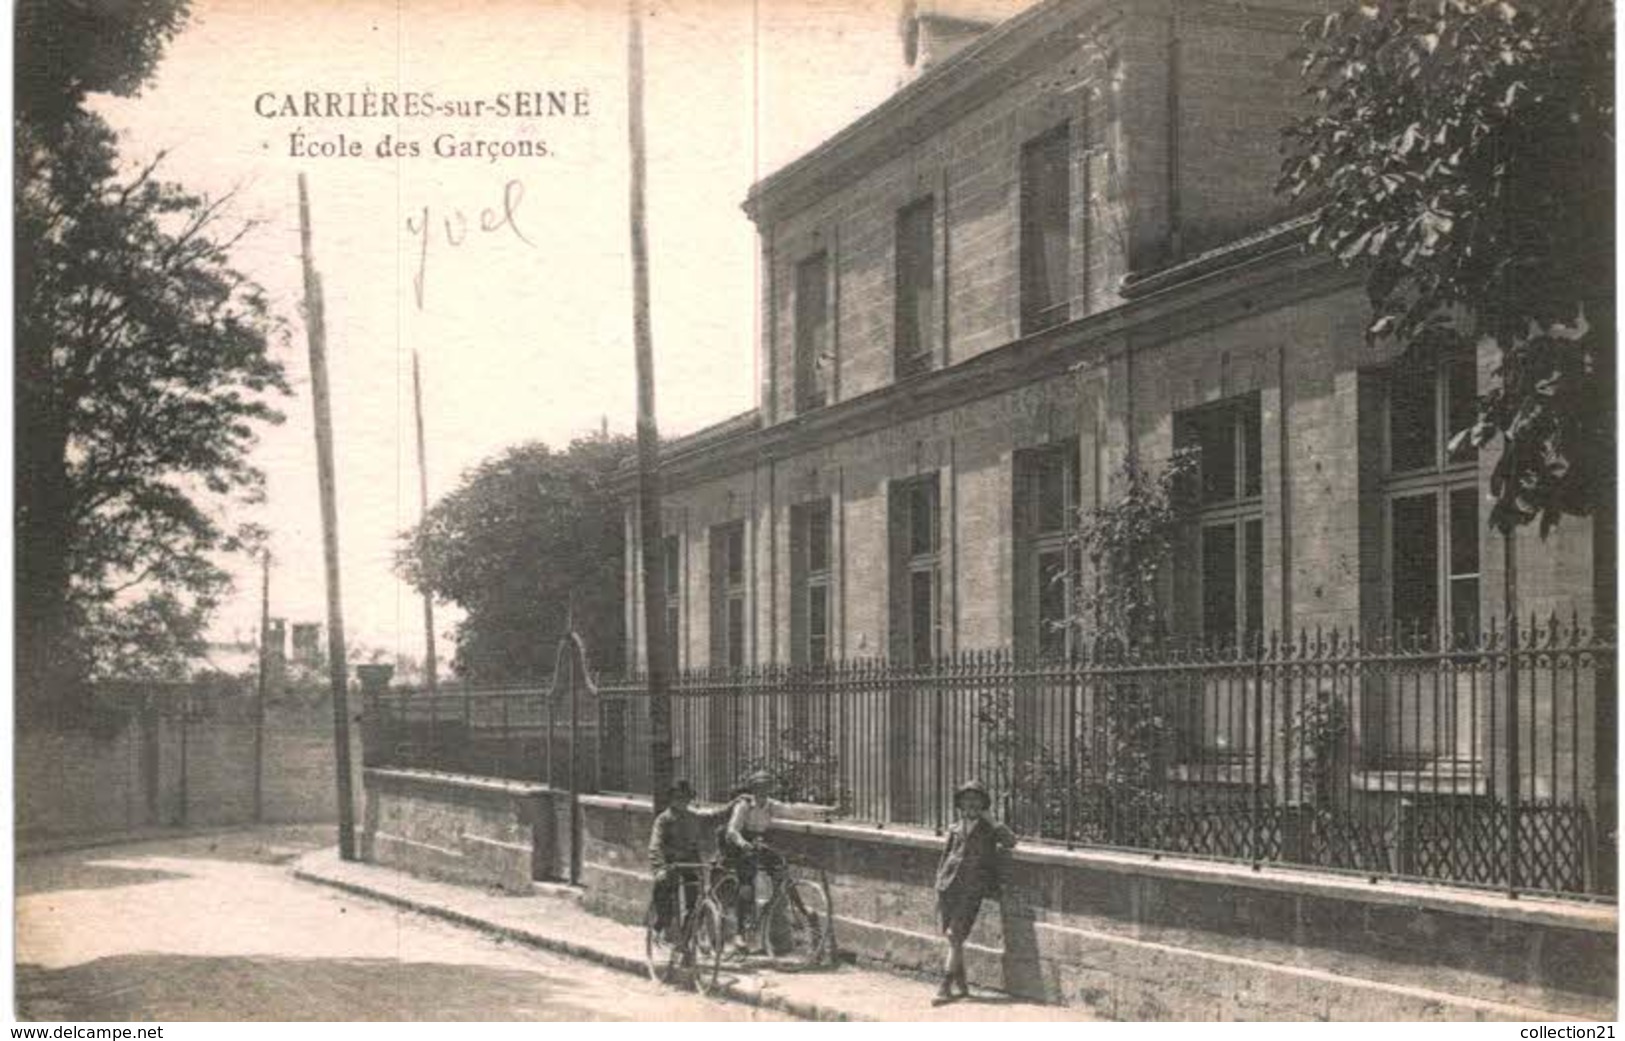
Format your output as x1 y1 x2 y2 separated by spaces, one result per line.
254 550 269 823
628 0 673 814
411 350 439 694
298 173 357 860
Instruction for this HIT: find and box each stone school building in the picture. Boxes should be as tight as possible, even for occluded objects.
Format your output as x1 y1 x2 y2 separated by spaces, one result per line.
624 0 1601 672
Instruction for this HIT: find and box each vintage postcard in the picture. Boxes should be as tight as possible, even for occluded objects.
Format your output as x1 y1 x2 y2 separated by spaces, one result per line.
11 0 1617 1027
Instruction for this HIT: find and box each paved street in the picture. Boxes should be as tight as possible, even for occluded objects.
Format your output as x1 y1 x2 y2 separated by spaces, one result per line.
15 827 788 1021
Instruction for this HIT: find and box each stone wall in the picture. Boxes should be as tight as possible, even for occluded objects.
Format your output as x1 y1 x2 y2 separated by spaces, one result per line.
362 768 557 893
570 792 1615 1022
16 708 362 843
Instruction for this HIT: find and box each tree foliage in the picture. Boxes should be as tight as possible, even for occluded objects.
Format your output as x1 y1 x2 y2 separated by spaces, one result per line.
17 0 288 719
1280 0 1614 536
16 0 192 132
396 435 635 683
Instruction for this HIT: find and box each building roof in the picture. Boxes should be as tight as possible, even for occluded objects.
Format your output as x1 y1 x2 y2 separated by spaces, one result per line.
742 0 1097 224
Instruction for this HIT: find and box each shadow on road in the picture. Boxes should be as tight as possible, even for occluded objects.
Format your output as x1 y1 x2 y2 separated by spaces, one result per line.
15 863 190 898
16 954 626 1022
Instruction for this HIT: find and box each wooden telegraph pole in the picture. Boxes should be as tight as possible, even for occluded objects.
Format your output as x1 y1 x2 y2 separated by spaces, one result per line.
254 550 269 823
411 351 439 694
297 173 358 860
628 0 673 814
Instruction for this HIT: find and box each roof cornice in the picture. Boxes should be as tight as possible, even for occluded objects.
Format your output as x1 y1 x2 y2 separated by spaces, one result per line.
741 0 1116 226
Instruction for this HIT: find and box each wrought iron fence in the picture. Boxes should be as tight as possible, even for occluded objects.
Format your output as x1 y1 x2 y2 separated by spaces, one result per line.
364 615 1614 899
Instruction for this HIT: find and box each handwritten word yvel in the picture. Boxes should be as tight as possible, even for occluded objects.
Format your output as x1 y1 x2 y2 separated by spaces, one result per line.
407 179 533 310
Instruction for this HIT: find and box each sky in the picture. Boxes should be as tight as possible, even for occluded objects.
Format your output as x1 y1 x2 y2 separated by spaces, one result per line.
88 0 910 671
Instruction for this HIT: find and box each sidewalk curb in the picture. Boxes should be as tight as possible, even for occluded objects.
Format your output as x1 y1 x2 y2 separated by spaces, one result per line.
292 859 859 1022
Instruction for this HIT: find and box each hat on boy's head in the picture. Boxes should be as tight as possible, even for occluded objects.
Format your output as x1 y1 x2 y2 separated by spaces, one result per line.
953 779 991 809
745 770 773 789
668 778 696 798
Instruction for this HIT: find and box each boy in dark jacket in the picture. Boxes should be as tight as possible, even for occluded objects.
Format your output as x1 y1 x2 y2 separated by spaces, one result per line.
648 779 735 939
933 779 1017 1003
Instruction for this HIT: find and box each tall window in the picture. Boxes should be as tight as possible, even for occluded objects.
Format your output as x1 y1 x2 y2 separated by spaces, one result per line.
1387 355 1479 644
1020 124 1072 335
1177 394 1264 649
895 196 936 379
709 521 747 668
791 500 833 666
889 475 941 664
1015 444 1079 659
661 534 681 670
794 251 831 411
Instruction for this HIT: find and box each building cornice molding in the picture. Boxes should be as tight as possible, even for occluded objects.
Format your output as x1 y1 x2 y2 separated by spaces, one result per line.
633 238 1357 494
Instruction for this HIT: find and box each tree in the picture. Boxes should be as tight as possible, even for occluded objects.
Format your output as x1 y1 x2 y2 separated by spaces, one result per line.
17 0 289 721
16 0 192 134
396 435 635 683
1279 0 1614 551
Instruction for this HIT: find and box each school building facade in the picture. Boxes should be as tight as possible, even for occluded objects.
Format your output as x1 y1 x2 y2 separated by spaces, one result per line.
623 0 1600 677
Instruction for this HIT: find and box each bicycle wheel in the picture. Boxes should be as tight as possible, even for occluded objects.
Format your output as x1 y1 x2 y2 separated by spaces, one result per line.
643 901 682 985
762 878 832 966
690 899 726 995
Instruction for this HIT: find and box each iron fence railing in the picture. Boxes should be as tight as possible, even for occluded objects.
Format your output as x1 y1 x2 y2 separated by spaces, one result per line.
363 615 1614 899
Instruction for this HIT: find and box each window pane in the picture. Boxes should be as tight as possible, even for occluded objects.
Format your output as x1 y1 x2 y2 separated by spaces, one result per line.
809 584 829 663
1451 577 1480 643
909 479 937 557
795 253 830 409
1390 369 1435 472
1449 487 1479 578
1245 518 1263 646
909 569 936 664
1038 549 1069 658
1391 494 1439 639
1202 524 1238 648
663 536 680 595
726 525 744 586
896 197 935 374
1445 357 1478 464
1243 404 1262 499
727 597 745 668
1193 409 1237 505
1021 126 1071 332
808 502 830 574
1035 450 1070 533
665 604 680 669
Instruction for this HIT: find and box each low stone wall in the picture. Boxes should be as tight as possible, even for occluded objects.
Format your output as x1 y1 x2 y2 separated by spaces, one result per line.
354 771 1616 1020
361 768 556 892
571 794 1616 1022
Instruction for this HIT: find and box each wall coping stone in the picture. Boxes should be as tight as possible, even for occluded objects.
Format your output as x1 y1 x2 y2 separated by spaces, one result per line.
575 791 1617 936
365 767 555 798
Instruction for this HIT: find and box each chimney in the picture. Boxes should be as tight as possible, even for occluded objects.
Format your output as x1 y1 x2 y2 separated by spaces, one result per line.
898 0 1032 82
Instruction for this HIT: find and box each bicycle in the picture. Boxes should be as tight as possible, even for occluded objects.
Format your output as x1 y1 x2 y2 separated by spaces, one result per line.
643 860 732 994
722 846 834 968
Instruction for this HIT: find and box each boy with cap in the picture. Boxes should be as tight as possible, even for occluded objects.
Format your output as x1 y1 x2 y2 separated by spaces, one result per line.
933 779 1017 1003
723 769 825 952
648 779 737 940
